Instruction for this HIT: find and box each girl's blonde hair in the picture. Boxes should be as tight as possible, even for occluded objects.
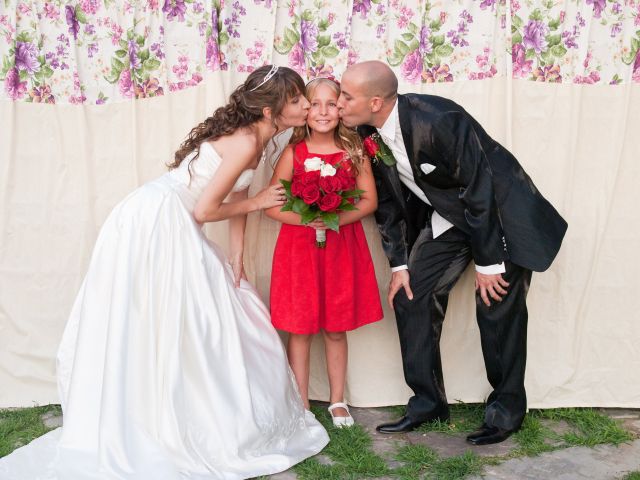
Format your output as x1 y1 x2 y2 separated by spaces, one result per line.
289 77 364 173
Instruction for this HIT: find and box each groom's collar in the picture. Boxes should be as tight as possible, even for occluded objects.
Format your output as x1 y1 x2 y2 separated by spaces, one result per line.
377 98 399 143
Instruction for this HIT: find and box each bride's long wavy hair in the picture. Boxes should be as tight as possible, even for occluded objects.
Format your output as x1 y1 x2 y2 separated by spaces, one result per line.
169 65 306 170
289 77 365 173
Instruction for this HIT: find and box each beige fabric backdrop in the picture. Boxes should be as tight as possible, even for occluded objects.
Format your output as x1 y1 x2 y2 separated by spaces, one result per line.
1 74 639 408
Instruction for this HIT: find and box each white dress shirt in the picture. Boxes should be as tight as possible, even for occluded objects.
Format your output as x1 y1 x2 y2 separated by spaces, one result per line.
377 101 505 275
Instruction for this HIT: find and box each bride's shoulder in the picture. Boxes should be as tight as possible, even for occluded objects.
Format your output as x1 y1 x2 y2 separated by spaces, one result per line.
207 130 259 161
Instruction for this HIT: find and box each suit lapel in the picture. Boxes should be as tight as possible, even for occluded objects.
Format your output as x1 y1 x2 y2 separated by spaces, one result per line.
397 95 415 165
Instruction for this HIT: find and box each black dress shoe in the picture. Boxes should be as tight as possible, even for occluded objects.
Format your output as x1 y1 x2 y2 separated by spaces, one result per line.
376 414 449 434
466 424 517 445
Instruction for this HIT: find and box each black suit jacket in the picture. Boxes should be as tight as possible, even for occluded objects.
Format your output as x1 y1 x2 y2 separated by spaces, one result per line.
360 94 567 272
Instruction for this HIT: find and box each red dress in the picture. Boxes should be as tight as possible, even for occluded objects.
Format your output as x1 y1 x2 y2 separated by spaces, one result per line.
270 142 383 334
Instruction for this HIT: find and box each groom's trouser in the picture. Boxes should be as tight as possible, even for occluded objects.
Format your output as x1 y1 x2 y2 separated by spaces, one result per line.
393 225 532 431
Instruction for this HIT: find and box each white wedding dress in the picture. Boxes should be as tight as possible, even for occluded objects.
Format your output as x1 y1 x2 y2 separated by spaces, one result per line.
0 142 329 480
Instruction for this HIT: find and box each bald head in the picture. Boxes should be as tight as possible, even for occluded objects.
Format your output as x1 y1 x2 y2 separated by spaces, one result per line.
343 61 398 100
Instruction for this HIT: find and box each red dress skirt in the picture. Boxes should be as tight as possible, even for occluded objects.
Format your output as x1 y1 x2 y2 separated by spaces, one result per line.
270 142 383 334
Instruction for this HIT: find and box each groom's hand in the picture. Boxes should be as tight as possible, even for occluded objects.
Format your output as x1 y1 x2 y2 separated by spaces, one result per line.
388 270 414 309
475 272 509 307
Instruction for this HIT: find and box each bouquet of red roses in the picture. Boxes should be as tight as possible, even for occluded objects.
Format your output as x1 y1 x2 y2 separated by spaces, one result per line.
280 155 363 247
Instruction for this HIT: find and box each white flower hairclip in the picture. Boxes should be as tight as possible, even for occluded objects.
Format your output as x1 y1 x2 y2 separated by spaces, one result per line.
249 65 279 92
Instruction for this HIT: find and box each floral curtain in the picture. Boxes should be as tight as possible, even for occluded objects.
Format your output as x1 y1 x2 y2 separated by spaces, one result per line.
1 0 639 105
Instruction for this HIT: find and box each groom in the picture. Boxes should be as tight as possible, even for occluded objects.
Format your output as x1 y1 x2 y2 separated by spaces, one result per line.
337 61 567 445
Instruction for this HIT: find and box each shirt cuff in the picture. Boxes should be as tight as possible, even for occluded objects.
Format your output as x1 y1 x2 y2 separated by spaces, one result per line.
475 262 506 275
391 265 409 273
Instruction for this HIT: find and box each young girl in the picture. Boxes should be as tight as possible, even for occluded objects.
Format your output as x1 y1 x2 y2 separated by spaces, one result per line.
266 77 383 427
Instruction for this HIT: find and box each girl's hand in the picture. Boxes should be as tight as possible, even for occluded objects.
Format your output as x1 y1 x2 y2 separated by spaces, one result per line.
229 254 246 287
307 218 327 230
254 184 287 210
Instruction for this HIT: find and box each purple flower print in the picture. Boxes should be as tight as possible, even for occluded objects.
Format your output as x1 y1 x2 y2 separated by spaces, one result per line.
162 0 186 21
4 68 27 100
532 65 562 83
423 64 453 83
87 42 98 58
586 0 605 19
522 20 548 54
29 84 55 103
376 24 385 39
288 42 305 74
300 20 318 53
419 26 432 56
401 49 423 84
151 42 165 60
352 0 372 19
15 42 40 74
332 32 348 50
612 2 621 14
134 77 163 98
610 23 622 37
562 30 578 49
512 43 532 78
65 6 80 39
128 40 141 70
633 52 640 82
479 0 496 10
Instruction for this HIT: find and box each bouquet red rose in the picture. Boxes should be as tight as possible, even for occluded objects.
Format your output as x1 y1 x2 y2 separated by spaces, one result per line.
281 155 363 247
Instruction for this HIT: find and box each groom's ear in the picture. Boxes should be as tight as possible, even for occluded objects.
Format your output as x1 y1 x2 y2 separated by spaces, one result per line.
369 96 384 113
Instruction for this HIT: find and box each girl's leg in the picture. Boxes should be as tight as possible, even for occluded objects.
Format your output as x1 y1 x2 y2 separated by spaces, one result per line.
287 333 313 409
322 330 349 417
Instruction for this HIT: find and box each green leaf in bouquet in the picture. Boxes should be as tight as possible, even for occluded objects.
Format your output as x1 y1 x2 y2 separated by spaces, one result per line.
339 200 357 211
279 178 292 193
280 203 293 212
344 188 365 198
300 209 318 224
321 212 339 232
292 198 311 215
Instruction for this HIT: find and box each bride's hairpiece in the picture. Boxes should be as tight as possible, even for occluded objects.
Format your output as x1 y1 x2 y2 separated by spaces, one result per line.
249 65 279 92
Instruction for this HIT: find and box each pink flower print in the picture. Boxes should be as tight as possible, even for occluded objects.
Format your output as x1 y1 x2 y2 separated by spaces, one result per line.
43 3 59 20
512 43 533 78
4 68 27 100
118 70 135 98
401 49 423 84
532 65 562 83
80 0 100 15
573 71 600 84
288 42 305 74
422 64 453 83
206 37 221 71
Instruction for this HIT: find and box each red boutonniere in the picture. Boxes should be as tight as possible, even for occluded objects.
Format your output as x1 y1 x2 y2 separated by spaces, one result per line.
363 133 396 166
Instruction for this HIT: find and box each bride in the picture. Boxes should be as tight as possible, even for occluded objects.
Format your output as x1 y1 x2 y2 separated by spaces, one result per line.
0 65 329 480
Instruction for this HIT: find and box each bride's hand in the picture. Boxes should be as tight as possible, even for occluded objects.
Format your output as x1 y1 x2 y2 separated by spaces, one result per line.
254 184 287 210
229 254 246 287
307 218 327 230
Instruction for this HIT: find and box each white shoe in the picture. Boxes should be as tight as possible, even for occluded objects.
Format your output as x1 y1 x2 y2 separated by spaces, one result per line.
328 402 355 427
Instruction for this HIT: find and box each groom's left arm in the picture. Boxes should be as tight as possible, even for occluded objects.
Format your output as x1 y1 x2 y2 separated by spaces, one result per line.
431 111 506 269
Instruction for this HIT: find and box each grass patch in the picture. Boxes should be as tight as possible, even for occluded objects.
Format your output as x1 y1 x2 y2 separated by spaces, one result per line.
393 445 484 480
416 402 485 435
534 408 634 447
511 414 558 456
622 472 640 480
294 405 390 479
0 404 62 458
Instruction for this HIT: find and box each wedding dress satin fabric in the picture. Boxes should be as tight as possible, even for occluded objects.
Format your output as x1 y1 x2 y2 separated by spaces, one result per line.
0 141 329 480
